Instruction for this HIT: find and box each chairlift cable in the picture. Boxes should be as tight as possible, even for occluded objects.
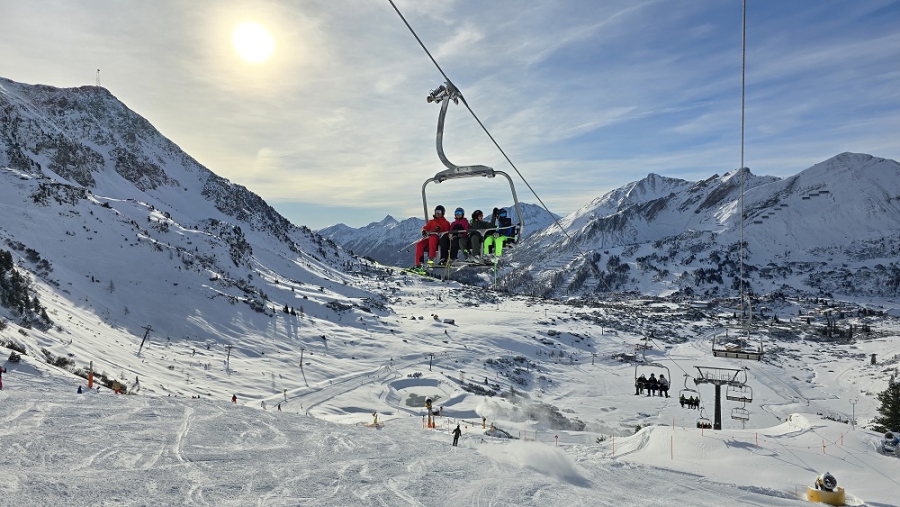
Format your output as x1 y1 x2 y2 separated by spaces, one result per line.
386 0 611 291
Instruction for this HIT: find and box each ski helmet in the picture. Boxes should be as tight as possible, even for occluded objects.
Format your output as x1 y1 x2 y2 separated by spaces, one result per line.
472 209 483 220
498 208 508 217
454 207 464 217
434 205 445 215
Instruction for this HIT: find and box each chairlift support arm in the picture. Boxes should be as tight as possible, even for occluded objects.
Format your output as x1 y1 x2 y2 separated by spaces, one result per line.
421 83 524 233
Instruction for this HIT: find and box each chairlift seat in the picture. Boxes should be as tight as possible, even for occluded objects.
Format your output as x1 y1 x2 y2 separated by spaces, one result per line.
731 407 750 421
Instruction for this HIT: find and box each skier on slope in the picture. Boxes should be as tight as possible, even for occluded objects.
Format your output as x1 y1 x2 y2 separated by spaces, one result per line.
452 424 462 446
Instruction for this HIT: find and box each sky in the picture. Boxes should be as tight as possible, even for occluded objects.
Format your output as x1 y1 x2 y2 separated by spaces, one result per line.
2 0 900 229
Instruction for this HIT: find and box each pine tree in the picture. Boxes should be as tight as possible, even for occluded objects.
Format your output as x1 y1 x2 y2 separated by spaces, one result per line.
871 380 900 432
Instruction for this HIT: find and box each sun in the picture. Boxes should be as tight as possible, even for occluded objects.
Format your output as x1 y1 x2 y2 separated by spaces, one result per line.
232 21 275 63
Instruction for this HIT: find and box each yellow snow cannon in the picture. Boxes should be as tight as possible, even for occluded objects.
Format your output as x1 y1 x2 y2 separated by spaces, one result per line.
806 472 845 506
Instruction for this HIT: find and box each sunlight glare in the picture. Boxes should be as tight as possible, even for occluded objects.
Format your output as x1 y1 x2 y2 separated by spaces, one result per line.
232 22 275 63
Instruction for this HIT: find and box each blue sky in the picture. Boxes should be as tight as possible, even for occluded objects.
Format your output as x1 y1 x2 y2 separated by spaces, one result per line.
2 0 899 229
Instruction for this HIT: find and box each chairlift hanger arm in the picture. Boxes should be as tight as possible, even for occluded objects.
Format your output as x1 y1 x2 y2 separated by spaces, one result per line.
421 81 524 234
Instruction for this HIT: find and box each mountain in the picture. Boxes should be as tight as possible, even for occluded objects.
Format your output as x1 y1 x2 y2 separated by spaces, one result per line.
318 203 559 267
498 153 900 299
318 215 425 266
0 76 374 344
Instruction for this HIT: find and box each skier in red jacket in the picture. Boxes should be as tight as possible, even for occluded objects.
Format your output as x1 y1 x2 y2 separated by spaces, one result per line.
414 205 451 268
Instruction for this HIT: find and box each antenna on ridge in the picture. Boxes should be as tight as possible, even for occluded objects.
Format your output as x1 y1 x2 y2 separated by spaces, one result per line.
95 69 101 87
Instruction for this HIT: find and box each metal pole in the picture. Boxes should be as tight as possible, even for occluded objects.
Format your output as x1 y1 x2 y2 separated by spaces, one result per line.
714 384 722 430
850 397 858 430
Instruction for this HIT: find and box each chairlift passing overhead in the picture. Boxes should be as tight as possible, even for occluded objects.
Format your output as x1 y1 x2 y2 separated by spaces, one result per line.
697 409 713 429
633 335 670 391
679 373 700 399
421 83 523 240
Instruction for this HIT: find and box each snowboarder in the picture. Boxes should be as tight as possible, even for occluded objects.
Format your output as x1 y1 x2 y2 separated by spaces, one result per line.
231 394 237 403
77 385 83 394
452 424 462 446
277 403 282 412
413 205 451 269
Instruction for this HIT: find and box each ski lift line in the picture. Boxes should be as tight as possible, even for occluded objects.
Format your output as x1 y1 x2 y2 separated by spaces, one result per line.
385 0 611 291
645 335 692 378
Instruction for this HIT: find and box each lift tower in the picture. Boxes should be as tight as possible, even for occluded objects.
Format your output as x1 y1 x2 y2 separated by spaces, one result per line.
693 366 750 430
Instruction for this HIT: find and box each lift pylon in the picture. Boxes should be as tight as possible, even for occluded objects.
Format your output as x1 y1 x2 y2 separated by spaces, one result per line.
693 366 751 430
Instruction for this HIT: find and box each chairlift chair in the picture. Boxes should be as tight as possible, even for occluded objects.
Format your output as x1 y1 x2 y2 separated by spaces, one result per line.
731 404 750 422
632 335 670 393
421 83 524 247
633 362 671 385
679 373 700 399
725 383 753 403
731 407 750 422
697 409 713 429
712 327 763 361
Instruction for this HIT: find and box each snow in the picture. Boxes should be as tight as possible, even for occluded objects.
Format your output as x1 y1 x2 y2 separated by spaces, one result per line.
2 273 899 505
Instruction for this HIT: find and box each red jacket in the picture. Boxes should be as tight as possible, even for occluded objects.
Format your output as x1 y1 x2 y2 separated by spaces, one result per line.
422 216 451 234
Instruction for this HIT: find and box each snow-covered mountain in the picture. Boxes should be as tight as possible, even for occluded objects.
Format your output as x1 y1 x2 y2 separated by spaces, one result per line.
498 153 900 299
0 76 375 354
318 202 559 267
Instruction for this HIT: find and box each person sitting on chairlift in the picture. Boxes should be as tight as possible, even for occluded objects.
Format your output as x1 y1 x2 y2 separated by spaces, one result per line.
467 210 493 261
658 374 669 398
414 205 451 268
635 374 647 395
646 373 659 397
448 207 470 262
483 208 516 257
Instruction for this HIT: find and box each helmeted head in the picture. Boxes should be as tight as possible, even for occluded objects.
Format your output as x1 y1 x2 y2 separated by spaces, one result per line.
434 205 445 216
472 210 483 221
454 207 464 218
498 208 508 218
